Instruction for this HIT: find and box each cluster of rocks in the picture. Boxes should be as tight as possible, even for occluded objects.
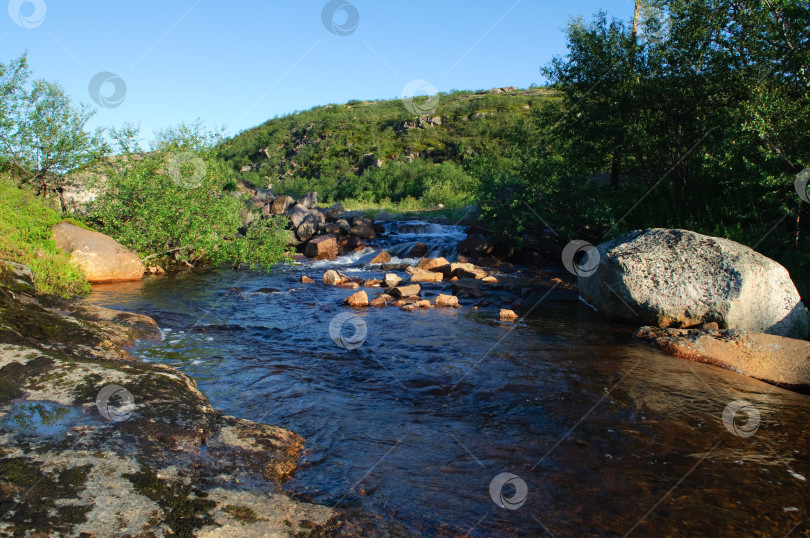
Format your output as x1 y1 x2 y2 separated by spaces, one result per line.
236 185 381 260
299 252 527 320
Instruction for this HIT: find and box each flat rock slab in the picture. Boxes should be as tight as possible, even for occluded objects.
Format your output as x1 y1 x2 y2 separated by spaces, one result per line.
53 223 144 283
635 326 810 391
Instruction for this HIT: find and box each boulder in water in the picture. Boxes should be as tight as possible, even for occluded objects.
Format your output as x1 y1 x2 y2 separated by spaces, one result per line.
350 223 376 240
578 229 808 338
344 290 369 306
435 294 458 307
389 284 421 298
300 275 315 284
500 309 519 321
369 294 391 307
419 257 450 271
323 270 344 286
304 235 338 260
370 250 392 264
384 273 403 288
409 268 443 283
408 242 429 257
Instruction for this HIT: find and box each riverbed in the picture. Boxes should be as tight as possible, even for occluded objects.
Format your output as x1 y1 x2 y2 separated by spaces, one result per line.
84 221 810 537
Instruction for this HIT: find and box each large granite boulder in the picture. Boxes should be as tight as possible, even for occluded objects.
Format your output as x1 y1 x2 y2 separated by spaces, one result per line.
53 223 144 283
578 229 808 338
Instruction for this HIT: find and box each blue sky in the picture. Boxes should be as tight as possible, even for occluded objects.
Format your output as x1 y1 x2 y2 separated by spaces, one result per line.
2 0 632 141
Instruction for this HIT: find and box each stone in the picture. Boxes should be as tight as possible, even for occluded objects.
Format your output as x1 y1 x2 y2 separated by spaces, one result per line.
635 327 810 390
301 191 318 209
370 250 392 264
451 278 484 298
350 224 376 239
416 300 432 308
407 242 429 258
295 216 319 242
362 278 382 287
323 270 343 286
450 262 487 279
435 294 458 307
270 195 295 214
500 309 519 321
53 223 144 283
337 282 360 289
384 273 403 288
304 235 338 260
388 284 421 298
420 257 450 271
409 268 443 283
321 222 342 235
352 216 373 228
344 290 369 306
369 294 391 307
457 233 493 256
324 202 345 220
578 229 808 338
0 260 36 295
300 275 315 284
482 276 499 283
401 304 418 312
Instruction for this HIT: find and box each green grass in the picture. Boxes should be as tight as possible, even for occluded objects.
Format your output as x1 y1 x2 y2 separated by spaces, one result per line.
0 171 89 297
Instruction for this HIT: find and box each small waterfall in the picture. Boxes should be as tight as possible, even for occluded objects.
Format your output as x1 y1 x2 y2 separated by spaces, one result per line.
375 220 467 260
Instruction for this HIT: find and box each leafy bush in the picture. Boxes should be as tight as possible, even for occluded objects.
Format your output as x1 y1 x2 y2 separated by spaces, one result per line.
0 170 88 297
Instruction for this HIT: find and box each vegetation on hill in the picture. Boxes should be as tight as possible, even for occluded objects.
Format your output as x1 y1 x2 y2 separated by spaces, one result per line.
220 87 556 206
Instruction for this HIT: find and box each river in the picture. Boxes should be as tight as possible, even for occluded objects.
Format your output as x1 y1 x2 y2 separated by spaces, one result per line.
83 221 810 537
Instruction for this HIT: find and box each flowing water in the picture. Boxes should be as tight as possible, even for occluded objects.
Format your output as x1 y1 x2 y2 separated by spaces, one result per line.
83 222 810 537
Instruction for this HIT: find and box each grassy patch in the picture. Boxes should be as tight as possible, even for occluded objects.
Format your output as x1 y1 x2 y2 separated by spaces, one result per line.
0 171 89 297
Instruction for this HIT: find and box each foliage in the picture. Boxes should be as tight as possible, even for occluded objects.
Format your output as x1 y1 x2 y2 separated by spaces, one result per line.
0 171 89 297
220 88 558 206
0 53 106 189
472 0 810 296
88 150 288 270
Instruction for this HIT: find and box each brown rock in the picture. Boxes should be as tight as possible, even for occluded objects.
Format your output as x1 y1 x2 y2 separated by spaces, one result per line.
270 195 295 214
362 278 382 287
435 294 459 307
370 250 392 264
500 309 519 321
482 276 498 283
337 282 360 289
407 242 429 257
300 275 315 284
421 257 450 271
401 304 418 312
304 235 339 260
369 295 390 307
389 284 421 298
383 273 403 288
409 268 443 283
451 262 487 279
416 300 431 308
350 224 376 239
322 270 343 286
391 300 407 307
344 290 369 307
53 223 144 283
634 327 810 390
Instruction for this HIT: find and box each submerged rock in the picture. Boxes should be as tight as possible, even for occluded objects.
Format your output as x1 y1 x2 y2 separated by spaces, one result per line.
369 250 392 264
304 235 338 260
635 326 810 391
500 309 519 321
578 229 808 338
344 290 369 306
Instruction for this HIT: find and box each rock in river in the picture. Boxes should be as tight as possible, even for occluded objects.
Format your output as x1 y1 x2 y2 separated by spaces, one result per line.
578 229 808 338
635 326 810 390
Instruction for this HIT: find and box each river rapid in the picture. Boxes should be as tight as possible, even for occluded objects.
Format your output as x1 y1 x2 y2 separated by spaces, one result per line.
83 221 810 537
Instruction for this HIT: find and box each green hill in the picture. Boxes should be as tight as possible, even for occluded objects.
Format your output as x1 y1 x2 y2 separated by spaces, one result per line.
220 87 556 207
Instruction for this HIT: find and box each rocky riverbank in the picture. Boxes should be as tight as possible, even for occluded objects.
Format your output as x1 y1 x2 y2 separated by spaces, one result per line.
0 261 359 536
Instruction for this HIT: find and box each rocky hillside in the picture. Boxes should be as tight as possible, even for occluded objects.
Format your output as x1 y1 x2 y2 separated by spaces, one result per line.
220 87 556 203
